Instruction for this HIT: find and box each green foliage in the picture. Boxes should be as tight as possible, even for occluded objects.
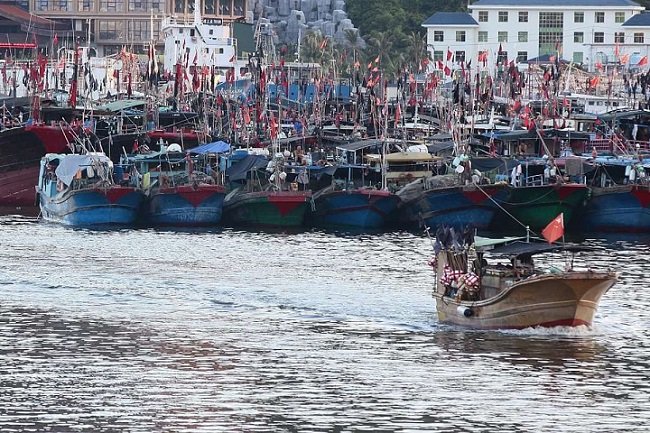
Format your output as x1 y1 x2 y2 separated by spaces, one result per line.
345 0 467 76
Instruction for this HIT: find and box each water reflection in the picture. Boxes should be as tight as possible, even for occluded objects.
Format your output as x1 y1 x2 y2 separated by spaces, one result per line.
0 216 649 431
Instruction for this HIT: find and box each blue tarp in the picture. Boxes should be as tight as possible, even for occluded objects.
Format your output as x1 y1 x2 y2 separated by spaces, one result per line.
188 140 231 154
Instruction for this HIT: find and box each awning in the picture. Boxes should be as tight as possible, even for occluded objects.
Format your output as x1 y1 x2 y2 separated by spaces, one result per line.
225 154 269 181
96 99 147 112
188 140 230 154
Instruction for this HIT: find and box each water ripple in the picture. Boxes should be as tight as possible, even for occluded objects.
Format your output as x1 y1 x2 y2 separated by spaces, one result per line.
0 217 648 431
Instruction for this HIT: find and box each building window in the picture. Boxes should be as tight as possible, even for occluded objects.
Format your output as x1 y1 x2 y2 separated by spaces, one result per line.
594 32 604 43
615 12 625 23
219 0 231 15
98 20 123 40
478 11 488 22
498 31 508 43
35 0 70 10
455 51 465 63
517 51 528 62
519 12 528 23
574 32 584 43
233 0 245 15
615 32 625 44
574 12 584 23
498 11 508 22
539 12 563 56
518 32 528 43
635 33 644 43
433 31 444 42
573 52 583 63
456 31 466 42
204 0 214 14
128 20 149 41
99 0 123 12
175 0 184 13
595 12 604 23
433 50 443 61
497 51 508 64
478 31 488 43
78 0 93 11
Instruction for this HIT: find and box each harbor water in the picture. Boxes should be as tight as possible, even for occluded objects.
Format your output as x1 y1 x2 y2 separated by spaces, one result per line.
0 215 649 432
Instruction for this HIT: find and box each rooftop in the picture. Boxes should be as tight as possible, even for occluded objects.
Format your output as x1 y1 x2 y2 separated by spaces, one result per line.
470 0 641 6
623 12 650 26
422 12 478 26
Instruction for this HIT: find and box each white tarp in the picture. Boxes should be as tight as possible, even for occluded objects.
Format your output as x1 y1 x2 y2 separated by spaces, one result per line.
55 153 111 186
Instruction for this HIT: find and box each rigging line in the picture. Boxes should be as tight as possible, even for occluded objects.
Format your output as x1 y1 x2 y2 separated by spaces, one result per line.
473 181 538 236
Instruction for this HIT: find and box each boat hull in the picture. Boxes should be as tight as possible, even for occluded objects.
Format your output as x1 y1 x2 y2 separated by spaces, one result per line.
434 272 616 329
145 185 226 226
310 189 400 229
0 126 70 207
495 184 590 231
401 184 508 230
224 190 312 227
39 187 144 226
580 185 650 232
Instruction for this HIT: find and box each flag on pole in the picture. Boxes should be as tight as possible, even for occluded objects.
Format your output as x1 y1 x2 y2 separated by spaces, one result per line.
637 56 648 66
446 48 453 61
542 213 564 244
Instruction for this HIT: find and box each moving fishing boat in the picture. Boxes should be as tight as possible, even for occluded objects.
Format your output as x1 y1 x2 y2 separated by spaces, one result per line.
127 142 227 226
429 227 617 329
36 153 144 226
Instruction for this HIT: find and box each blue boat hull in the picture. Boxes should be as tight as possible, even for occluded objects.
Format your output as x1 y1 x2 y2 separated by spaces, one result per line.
39 187 144 226
580 186 650 232
311 189 401 229
401 185 508 230
145 186 226 226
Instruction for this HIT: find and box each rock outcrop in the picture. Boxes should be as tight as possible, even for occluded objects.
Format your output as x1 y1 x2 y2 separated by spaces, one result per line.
246 0 361 47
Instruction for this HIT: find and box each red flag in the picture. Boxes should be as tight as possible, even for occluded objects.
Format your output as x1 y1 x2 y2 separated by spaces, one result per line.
542 213 564 244
638 56 648 66
229 54 235 63
320 38 328 50
437 60 444 70
446 49 453 61
444 65 451 76
53 33 58 45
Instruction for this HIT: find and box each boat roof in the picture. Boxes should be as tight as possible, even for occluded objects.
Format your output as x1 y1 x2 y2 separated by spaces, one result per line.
365 152 439 162
484 240 598 258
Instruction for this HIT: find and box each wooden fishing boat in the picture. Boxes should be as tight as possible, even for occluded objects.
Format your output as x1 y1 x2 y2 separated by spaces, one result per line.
398 174 509 230
580 184 650 232
311 186 400 228
495 183 590 231
36 153 144 226
128 146 227 226
430 230 617 329
223 154 312 227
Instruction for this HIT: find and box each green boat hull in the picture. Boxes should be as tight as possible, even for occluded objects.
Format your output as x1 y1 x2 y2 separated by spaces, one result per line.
224 190 312 227
494 184 590 232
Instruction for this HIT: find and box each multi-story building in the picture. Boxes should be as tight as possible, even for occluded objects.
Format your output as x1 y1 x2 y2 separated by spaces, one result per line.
423 0 650 73
29 0 247 56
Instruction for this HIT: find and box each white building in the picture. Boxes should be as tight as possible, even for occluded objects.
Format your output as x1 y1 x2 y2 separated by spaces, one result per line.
422 0 650 73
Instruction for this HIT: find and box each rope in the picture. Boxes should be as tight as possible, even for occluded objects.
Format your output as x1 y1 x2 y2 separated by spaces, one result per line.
473 181 539 236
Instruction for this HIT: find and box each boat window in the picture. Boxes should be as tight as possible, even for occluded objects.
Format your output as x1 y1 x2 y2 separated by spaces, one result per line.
588 101 595 106
190 29 195 37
